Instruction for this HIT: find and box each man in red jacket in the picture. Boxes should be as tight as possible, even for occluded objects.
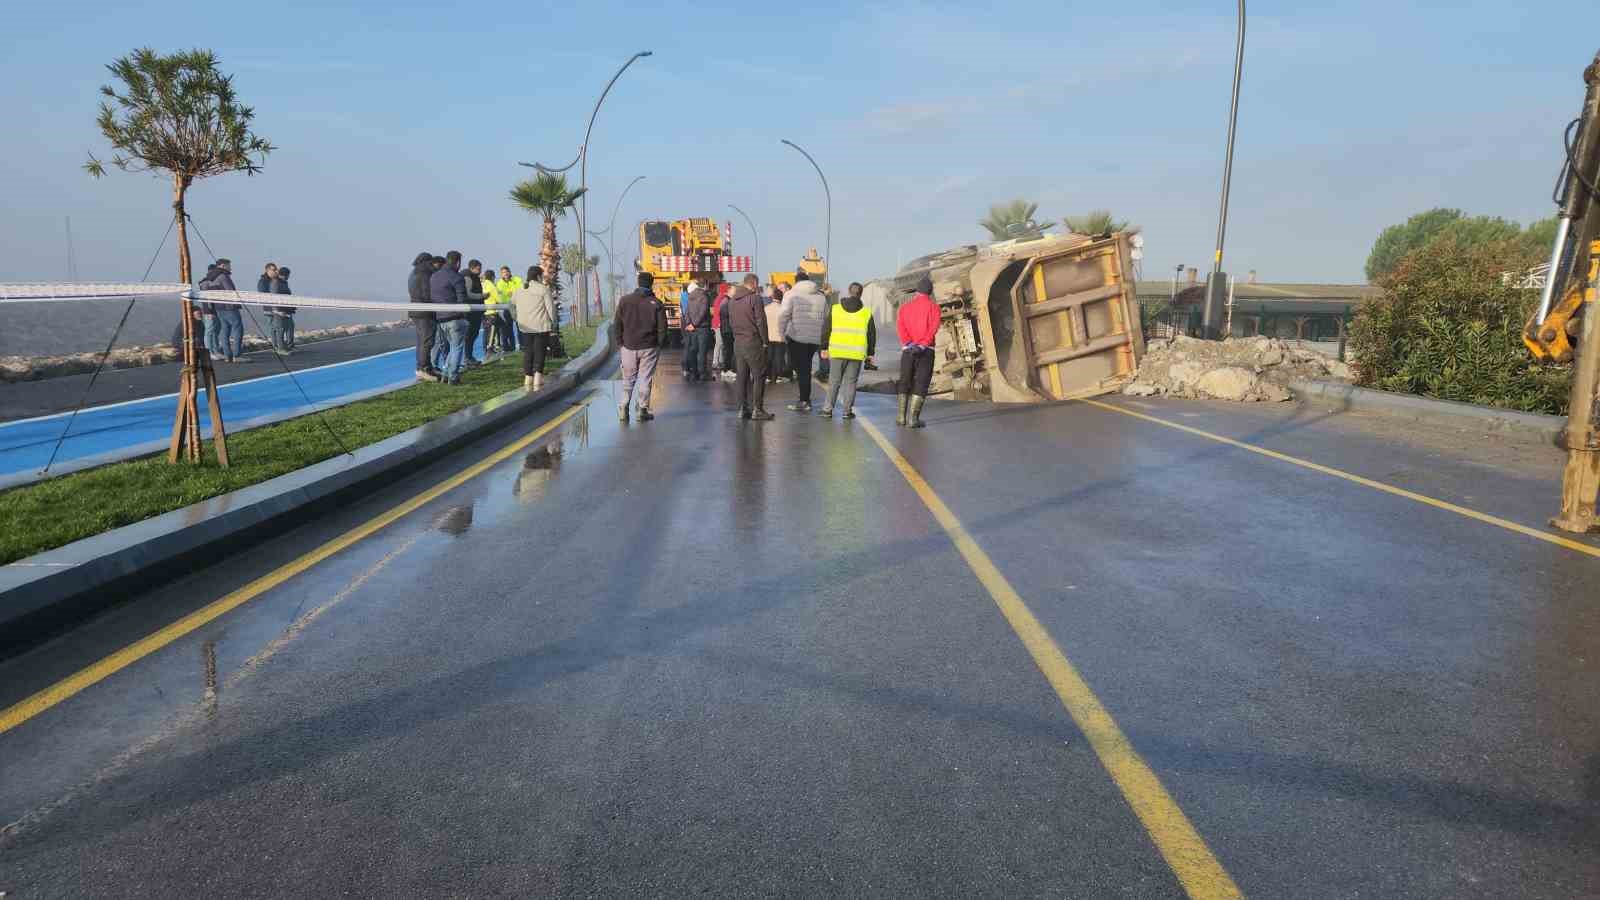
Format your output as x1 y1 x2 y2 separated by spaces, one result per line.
896 275 940 428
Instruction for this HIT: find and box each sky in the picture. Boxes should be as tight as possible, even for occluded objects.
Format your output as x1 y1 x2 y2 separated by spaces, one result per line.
1 0 1595 304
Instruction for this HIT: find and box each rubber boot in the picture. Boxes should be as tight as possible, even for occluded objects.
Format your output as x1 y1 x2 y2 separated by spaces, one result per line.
533 373 544 391
895 393 910 426
908 395 927 429
524 375 535 389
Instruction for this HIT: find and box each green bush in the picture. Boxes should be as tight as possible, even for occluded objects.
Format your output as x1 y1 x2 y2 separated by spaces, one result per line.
1349 235 1571 414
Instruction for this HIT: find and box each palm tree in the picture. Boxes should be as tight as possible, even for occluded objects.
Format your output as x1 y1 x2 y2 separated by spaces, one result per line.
560 242 599 290
1064 210 1138 237
979 199 1055 242
510 172 586 314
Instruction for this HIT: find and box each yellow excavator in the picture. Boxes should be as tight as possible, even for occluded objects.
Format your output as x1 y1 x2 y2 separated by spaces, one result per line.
769 249 827 293
1524 50 1600 533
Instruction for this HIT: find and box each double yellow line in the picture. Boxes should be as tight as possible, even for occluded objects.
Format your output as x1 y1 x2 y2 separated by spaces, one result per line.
0 396 594 735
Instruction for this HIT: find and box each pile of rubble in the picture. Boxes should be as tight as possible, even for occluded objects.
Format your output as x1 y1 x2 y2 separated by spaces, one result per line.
0 321 409 383
1122 334 1352 402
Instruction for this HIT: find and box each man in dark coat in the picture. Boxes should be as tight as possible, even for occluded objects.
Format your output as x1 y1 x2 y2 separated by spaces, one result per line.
727 274 773 420
408 251 440 382
611 272 668 422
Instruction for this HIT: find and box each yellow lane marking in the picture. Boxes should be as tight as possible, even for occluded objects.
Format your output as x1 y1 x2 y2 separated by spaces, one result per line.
858 418 1243 900
1083 399 1600 561
0 394 595 736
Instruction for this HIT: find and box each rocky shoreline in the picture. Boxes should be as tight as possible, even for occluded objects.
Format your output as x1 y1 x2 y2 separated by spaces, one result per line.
0 321 409 384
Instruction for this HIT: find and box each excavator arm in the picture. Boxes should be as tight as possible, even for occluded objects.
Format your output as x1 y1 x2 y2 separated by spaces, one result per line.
1530 50 1600 533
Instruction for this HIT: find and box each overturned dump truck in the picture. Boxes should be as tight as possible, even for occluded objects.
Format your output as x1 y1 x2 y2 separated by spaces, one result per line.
885 232 1145 402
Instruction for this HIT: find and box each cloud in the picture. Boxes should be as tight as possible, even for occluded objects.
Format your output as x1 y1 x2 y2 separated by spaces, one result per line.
930 172 980 195
861 98 980 134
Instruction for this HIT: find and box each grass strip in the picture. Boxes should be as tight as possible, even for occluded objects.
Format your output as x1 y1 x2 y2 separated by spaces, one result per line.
0 325 598 565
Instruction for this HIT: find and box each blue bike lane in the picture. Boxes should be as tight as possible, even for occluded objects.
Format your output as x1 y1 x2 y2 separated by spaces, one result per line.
0 348 414 485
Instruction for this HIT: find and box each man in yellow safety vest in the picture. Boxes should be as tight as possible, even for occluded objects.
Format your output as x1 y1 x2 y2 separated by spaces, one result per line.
496 266 523 353
817 281 877 419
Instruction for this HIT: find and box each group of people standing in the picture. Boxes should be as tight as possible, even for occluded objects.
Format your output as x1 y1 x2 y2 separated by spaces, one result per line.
191 258 294 363
407 250 559 388
257 262 297 355
611 269 902 424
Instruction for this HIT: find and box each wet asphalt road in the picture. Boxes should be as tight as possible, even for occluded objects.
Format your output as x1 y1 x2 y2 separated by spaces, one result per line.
1 353 1597 897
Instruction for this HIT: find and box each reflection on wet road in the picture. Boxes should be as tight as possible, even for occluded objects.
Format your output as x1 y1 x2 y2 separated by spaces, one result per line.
0 361 1597 898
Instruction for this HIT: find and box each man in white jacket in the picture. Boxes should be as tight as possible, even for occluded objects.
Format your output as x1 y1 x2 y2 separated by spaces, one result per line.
777 272 828 412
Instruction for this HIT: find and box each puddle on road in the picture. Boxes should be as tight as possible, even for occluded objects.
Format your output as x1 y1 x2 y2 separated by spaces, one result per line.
512 404 590 504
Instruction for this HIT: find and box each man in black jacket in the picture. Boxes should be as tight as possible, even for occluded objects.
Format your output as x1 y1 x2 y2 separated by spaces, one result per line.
273 266 296 353
429 251 470 385
611 272 667 422
408 251 440 382
463 259 487 367
681 280 712 382
728 274 773 420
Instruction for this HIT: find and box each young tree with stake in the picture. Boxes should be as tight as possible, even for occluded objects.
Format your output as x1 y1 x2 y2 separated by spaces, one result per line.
85 47 274 464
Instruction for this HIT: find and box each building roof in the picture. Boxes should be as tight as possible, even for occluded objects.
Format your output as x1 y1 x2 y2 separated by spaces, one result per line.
1137 280 1380 305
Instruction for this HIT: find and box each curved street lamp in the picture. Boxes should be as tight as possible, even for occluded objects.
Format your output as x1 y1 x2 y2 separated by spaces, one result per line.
591 175 645 309
728 203 758 279
1203 0 1246 339
780 139 830 289
522 50 652 325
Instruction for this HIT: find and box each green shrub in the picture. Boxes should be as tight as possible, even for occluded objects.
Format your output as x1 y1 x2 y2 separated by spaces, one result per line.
1348 235 1571 415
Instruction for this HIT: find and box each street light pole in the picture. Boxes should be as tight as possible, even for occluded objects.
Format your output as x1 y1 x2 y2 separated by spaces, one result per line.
728 203 758 279
1202 0 1246 340
524 50 652 327
780 139 830 289
597 175 645 310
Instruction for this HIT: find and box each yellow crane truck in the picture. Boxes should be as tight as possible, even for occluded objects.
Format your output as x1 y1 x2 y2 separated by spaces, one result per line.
636 218 751 342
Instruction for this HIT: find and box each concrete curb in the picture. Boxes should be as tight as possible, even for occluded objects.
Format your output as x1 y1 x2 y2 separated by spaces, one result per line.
0 322 614 654
1289 378 1564 443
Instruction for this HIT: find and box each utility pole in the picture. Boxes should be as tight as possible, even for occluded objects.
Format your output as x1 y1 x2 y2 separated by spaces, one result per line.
1202 0 1246 340
729 204 758 278
1547 51 1600 534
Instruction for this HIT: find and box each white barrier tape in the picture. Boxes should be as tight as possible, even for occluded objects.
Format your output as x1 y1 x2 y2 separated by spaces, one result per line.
0 282 190 300
0 282 502 313
189 290 496 313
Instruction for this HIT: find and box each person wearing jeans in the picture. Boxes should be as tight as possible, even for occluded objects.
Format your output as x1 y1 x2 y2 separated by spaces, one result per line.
818 282 876 419
681 281 711 382
497 266 522 352
209 258 244 362
439 317 469 383
429 251 471 384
